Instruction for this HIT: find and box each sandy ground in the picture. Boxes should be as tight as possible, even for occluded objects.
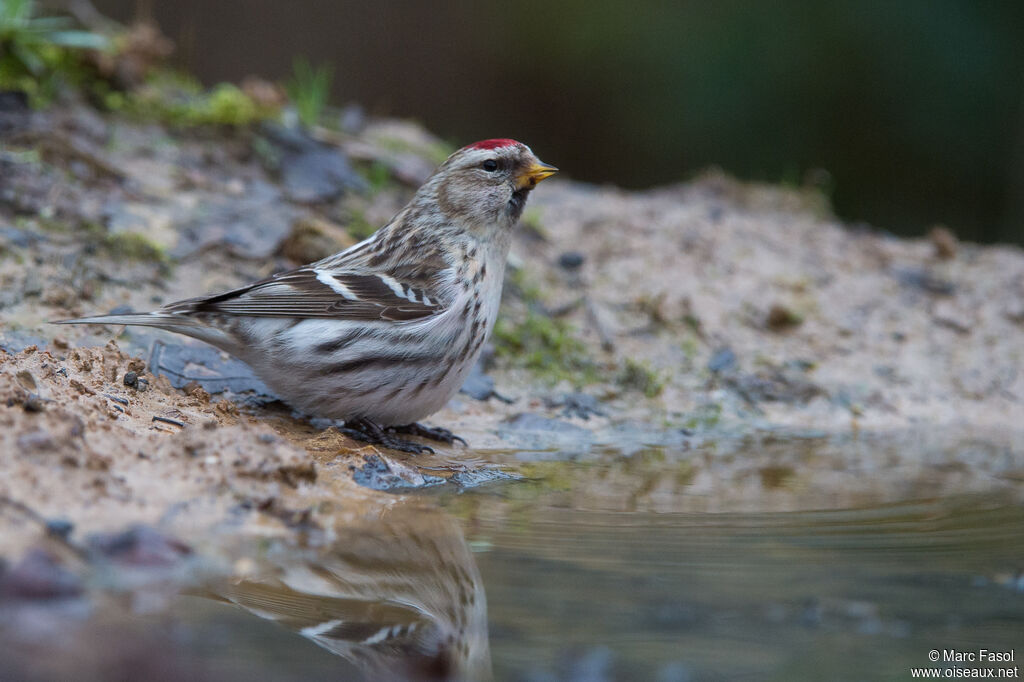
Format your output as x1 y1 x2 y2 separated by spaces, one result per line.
2 100 1023 573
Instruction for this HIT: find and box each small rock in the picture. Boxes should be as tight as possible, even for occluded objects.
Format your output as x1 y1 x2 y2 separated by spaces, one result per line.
557 251 585 271
148 340 275 398
183 381 211 404
545 392 605 420
766 303 803 330
351 453 444 491
69 379 94 395
0 549 81 600
0 90 32 136
45 518 74 540
725 367 824 405
173 180 300 260
15 369 36 391
16 429 53 454
929 225 957 260
0 330 47 354
459 360 513 403
893 267 955 296
260 123 366 203
0 226 44 249
123 371 138 388
282 148 364 203
87 525 192 567
215 399 239 417
707 347 736 373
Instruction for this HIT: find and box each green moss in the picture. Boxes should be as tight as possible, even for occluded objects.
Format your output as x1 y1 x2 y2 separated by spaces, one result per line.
616 358 665 398
360 160 395 195
344 209 377 241
112 71 275 128
203 83 259 125
493 311 597 385
679 335 699 360
102 231 168 263
683 402 722 431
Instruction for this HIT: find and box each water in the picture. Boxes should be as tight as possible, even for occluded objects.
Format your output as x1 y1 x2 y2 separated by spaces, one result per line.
463 498 1024 680
2 433 1022 681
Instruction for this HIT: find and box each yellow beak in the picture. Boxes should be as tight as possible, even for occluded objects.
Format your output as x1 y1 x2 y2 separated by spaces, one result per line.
516 161 559 190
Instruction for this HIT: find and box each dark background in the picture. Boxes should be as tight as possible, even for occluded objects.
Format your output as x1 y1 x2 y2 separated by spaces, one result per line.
94 0 1024 245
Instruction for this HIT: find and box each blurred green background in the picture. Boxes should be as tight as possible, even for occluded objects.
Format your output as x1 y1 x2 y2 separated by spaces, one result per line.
94 0 1024 245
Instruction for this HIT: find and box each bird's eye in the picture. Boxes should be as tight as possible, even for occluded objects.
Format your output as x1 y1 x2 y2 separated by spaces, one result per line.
481 159 498 172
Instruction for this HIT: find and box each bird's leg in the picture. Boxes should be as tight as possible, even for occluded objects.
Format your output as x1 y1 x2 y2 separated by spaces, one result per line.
387 423 468 447
338 418 435 455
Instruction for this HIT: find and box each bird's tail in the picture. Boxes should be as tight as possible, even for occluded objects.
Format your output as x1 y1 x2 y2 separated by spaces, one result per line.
53 312 238 353
54 312 175 328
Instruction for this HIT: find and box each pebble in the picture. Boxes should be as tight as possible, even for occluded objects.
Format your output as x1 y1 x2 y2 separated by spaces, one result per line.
929 225 958 260
766 303 803 330
893 267 955 296
459 360 513 403
45 518 74 539
545 392 605 420
558 251 585 270
0 548 81 600
351 453 444 491
707 347 737 373
87 525 192 567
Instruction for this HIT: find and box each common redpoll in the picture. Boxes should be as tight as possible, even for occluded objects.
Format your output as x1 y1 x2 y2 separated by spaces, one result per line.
59 139 557 453
218 503 491 681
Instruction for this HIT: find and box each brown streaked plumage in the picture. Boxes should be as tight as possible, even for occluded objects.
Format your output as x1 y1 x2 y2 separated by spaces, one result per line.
57 139 557 453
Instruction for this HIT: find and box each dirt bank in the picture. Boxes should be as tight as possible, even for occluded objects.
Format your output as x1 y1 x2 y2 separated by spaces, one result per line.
2 97 1023 566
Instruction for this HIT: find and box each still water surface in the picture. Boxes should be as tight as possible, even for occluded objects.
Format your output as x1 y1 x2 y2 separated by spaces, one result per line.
4 435 1022 681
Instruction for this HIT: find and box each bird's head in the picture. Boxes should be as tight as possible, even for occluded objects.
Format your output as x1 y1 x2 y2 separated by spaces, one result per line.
427 139 557 236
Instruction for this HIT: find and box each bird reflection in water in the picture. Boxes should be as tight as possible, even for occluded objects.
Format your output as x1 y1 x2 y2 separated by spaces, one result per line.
214 501 491 681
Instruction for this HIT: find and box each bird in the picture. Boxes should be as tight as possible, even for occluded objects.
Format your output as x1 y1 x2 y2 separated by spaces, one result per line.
212 501 492 681
58 139 557 453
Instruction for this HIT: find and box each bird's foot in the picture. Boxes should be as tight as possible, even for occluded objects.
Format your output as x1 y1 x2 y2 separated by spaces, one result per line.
388 422 467 447
338 418 435 455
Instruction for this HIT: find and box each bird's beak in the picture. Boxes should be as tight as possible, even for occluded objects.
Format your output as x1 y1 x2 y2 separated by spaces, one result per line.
516 161 559 190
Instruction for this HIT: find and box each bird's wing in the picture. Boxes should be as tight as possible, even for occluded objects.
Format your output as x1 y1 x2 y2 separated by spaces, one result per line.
165 265 448 322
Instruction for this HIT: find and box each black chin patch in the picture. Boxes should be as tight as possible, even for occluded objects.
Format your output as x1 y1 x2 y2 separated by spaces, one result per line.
508 188 530 221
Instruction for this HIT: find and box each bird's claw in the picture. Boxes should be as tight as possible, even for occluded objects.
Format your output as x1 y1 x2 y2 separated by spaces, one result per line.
338 419 435 455
389 423 468 447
